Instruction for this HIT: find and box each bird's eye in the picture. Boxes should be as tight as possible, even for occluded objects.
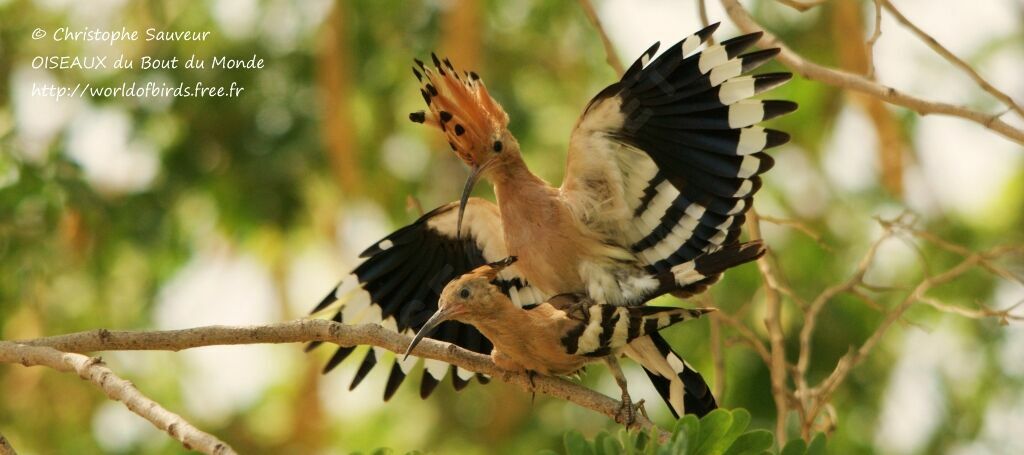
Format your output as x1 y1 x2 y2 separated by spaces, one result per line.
459 288 470 299
492 140 503 152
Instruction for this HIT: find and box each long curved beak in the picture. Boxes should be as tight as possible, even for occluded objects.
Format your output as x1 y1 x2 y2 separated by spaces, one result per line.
456 159 497 238
403 307 453 361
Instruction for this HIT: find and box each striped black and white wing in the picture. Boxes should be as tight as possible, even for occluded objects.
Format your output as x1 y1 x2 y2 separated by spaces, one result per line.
558 301 713 358
562 23 794 288
307 198 546 400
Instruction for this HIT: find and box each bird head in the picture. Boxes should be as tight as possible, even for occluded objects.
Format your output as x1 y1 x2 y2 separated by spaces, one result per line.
408 54 518 236
404 257 517 359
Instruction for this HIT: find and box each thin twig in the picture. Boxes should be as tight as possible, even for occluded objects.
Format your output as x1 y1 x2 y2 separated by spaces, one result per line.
713 311 772 366
879 0 1024 119
16 320 667 438
794 220 893 439
808 247 1011 419
0 342 235 455
865 0 882 79
796 222 892 384
746 209 789 444
721 0 1024 145
902 226 1024 286
698 0 715 45
917 296 1024 325
578 0 625 76
758 214 831 251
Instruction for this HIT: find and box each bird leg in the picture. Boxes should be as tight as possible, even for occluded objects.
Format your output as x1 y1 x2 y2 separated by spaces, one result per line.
604 355 644 426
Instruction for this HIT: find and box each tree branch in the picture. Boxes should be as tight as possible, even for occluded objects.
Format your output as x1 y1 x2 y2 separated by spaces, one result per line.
865 0 882 79
578 0 625 76
0 342 235 455
878 0 1024 119
15 320 668 439
746 209 790 444
758 214 830 251
713 310 772 366
721 0 1024 146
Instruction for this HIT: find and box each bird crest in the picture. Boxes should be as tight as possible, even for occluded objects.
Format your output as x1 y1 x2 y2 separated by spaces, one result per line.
409 54 509 168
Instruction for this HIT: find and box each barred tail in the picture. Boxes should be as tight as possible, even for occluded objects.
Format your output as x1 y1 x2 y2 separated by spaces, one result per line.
635 240 765 303
622 332 717 417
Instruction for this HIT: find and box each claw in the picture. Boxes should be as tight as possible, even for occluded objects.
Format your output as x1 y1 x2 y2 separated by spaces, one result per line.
615 390 638 426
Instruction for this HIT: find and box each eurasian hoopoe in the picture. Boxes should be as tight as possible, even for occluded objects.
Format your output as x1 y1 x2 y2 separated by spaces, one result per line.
310 23 794 417
403 257 714 424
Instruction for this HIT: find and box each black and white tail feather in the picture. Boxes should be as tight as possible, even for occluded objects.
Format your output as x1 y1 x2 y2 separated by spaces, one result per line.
307 198 545 400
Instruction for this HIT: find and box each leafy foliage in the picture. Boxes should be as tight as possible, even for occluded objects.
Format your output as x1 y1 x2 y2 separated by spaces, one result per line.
545 409 825 455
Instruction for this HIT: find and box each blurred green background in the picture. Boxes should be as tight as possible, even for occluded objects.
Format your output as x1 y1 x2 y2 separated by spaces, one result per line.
1 0 1022 453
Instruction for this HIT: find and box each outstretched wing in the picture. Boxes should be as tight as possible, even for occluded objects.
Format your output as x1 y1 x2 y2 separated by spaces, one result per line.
307 198 546 400
562 23 794 282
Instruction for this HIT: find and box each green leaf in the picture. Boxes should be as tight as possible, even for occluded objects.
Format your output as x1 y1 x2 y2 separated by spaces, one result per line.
722 409 752 446
602 431 624 455
693 409 733 455
560 410 778 455
617 428 638 455
631 429 651 455
656 433 689 455
806 433 827 455
779 438 807 455
674 413 700 452
594 432 609 455
594 431 622 455
565 430 594 455
722 430 774 455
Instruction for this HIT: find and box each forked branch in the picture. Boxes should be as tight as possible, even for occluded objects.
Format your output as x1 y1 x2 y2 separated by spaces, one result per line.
721 0 1024 145
12 320 668 441
0 342 235 455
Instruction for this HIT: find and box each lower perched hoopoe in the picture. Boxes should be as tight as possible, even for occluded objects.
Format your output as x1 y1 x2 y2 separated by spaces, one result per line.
403 257 715 424
310 22 794 417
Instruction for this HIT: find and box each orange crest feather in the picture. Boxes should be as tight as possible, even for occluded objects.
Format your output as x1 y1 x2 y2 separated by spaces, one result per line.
409 54 508 166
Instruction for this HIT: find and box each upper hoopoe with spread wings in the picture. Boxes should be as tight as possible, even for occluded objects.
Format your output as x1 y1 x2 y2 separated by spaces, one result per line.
309 23 795 418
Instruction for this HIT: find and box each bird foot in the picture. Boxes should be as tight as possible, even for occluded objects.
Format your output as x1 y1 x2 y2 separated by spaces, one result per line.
635 399 648 419
614 393 645 426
